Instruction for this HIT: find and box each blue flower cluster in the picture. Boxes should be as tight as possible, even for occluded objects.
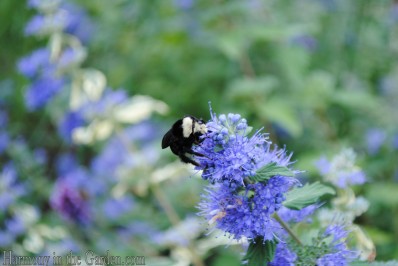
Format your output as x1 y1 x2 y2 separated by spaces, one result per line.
316 225 359 266
18 1 91 111
315 148 366 189
269 242 297 266
196 108 298 241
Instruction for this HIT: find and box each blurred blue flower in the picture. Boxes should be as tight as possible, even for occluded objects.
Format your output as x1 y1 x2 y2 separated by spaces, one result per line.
91 136 129 178
366 128 386 155
174 0 194 10
316 225 358 265
24 14 46 36
80 89 128 119
5 216 26 236
56 153 79 176
119 221 159 240
392 134 398 150
315 156 331 175
0 131 9 155
389 3 398 25
103 195 135 220
62 2 94 44
25 10 69 36
125 121 162 144
152 217 202 247
0 231 14 247
0 163 26 211
51 176 91 225
278 204 319 224
335 170 366 188
0 111 8 126
316 149 366 188
58 111 84 143
34 148 47 165
17 48 51 78
25 75 66 110
290 35 318 51
269 242 297 266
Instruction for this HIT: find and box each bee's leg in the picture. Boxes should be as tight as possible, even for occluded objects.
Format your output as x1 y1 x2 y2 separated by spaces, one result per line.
179 152 200 166
183 146 205 157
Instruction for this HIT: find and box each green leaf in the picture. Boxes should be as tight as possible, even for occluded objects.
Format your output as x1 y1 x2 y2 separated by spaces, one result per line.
249 162 295 182
242 238 277 266
283 182 335 210
214 145 223 152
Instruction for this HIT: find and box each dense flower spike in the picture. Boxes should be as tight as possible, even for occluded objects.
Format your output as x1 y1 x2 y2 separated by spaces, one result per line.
316 225 359 265
194 109 296 186
197 108 299 242
199 176 295 241
269 242 297 266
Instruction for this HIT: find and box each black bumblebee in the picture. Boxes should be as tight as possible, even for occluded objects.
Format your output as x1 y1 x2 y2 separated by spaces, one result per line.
162 116 207 166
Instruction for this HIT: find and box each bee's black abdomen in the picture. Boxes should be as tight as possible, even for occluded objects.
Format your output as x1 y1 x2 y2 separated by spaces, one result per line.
161 130 173 149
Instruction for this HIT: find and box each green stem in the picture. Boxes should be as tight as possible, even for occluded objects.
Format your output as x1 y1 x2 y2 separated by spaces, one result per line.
273 213 303 246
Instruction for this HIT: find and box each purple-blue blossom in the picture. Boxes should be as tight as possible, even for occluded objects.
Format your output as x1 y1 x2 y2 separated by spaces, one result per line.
277 204 319 224
366 128 386 155
194 111 270 185
315 150 366 188
25 10 69 36
103 196 135 220
56 153 79 176
269 242 297 266
5 216 26 236
25 75 66 110
199 176 296 241
316 225 358 266
0 131 9 155
58 111 85 143
0 163 26 211
17 48 51 78
62 2 95 43
51 177 91 225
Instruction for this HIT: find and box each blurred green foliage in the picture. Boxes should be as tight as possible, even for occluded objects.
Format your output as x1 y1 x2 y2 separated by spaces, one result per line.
2 0 398 262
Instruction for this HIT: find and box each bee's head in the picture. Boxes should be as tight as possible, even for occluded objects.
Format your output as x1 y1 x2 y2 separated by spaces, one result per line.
194 118 208 135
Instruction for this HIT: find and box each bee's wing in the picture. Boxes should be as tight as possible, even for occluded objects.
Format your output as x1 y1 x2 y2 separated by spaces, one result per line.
161 129 173 149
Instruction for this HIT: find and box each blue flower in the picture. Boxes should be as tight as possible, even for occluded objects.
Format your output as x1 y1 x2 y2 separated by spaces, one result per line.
33 148 47 165
5 216 26 236
194 112 271 185
277 204 319 224
199 176 296 241
174 0 194 10
0 231 13 247
25 75 66 110
365 128 386 155
315 156 331 175
315 149 366 188
102 196 135 220
0 131 9 155
25 10 69 36
316 225 358 266
56 153 79 176
17 48 51 78
269 242 297 266
62 2 94 44
0 163 26 211
51 176 92 225
58 111 84 143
